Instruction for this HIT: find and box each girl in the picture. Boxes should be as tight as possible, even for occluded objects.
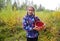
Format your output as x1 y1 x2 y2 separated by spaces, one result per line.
23 6 41 41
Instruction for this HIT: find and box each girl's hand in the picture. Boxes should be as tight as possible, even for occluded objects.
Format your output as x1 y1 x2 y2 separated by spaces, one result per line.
33 26 40 31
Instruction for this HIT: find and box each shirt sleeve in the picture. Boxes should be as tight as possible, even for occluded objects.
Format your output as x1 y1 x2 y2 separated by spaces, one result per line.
22 17 33 31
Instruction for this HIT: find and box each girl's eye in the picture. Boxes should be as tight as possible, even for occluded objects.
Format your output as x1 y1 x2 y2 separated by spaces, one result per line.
29 10 34 11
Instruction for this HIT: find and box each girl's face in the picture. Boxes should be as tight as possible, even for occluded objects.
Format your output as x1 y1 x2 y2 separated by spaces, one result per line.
27 7 35 15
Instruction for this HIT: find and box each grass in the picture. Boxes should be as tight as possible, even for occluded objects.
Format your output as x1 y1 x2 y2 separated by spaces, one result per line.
0 7 60 41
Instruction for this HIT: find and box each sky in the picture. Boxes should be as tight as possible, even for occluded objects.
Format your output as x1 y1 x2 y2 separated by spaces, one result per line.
11 0 60 10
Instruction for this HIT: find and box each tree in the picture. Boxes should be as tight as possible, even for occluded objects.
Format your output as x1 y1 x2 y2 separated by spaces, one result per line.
0 0 5 10
12 2 18 10
37 4 45 11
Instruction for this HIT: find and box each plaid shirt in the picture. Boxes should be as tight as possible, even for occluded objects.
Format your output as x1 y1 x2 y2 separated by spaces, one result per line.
23 14 40 38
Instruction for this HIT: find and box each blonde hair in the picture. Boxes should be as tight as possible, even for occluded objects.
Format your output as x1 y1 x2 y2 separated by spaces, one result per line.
26 6 35 11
